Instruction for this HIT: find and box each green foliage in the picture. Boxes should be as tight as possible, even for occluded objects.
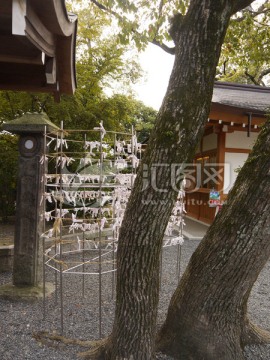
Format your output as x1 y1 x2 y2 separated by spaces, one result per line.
74 5 142 88
0 0 158 221
83 0 269 86
217 1 270 85
0 92 47 123
131 101 157 142
0 132 18 221
80 0 189 51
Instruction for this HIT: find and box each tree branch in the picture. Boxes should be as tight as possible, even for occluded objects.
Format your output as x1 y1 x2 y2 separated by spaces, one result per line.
89 0 175 55
258 68 270 85
150 0 176 54
152 0 165 39
223 60 228 75
232 1 270 22
89 0 120 19
244 70 260 86
232 0 255 15
244 68 270 87
250 1 270 15
151 39 175 54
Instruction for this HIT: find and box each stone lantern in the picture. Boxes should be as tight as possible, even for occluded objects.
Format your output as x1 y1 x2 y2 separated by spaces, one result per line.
0 112 58 299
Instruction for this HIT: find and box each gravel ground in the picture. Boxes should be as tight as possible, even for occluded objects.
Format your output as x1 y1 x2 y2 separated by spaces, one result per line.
0 239 269 359
0 222 14 246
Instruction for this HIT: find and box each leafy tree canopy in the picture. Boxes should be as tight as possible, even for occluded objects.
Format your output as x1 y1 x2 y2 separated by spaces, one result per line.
86 0 270 85
218 1 270 85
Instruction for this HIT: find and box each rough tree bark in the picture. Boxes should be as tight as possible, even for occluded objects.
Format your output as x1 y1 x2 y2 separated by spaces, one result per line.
84 0 257 359
157 118 270 359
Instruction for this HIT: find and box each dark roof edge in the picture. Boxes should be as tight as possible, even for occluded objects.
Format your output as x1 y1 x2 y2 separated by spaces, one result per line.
214 81 270 93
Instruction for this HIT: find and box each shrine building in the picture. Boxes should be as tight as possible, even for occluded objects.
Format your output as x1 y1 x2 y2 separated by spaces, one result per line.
185 81 270 224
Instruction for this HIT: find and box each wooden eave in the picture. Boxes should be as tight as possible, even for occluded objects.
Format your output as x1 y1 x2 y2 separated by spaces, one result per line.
0 0 77 100
209 102 266 125
29 0 76 37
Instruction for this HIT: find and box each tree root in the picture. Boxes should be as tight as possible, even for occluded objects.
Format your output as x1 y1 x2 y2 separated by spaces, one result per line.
33 331 110 359
33 330 97 347
78 337 111 359
242 320 270 346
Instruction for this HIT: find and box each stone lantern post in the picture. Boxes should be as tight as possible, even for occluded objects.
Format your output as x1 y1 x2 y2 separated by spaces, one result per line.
0 113 58 298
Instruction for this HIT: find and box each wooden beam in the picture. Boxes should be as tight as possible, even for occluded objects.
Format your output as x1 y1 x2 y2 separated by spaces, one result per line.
0 1 12 15
25 5 55 57
225 148 251 154
0 0 76 97
0 34 39 53
209 110 264 125
210 103 266 125
0 61 45 73
206 122 261 134
0 62 48 91
0 1 12 34
56 33 76 94
0 52 45 65
29 0 75 36
0 78 58 93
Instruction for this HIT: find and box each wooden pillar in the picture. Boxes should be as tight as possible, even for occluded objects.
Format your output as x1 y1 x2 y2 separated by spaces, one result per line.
217 129 226 198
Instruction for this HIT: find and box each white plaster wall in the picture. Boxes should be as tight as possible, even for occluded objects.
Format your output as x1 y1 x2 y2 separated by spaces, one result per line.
202 133 217 152
12 0 27 35
224 152 249 194
225 131 258 149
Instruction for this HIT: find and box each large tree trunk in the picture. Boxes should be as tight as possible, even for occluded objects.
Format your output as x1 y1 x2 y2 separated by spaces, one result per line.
84 1 255 359
157 118 270 359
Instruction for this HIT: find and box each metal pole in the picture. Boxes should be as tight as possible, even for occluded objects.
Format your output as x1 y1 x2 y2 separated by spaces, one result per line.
98 122 103 339
82 133 87 300
54 131 59 306
59 120 64 334
112 133 117 299
42 125 47 321
176 244 182 281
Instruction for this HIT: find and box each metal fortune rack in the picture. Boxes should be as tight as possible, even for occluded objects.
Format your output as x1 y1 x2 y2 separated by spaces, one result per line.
41 122 185 337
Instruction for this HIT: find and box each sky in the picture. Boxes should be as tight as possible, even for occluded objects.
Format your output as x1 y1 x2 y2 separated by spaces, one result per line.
132 44 175 110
